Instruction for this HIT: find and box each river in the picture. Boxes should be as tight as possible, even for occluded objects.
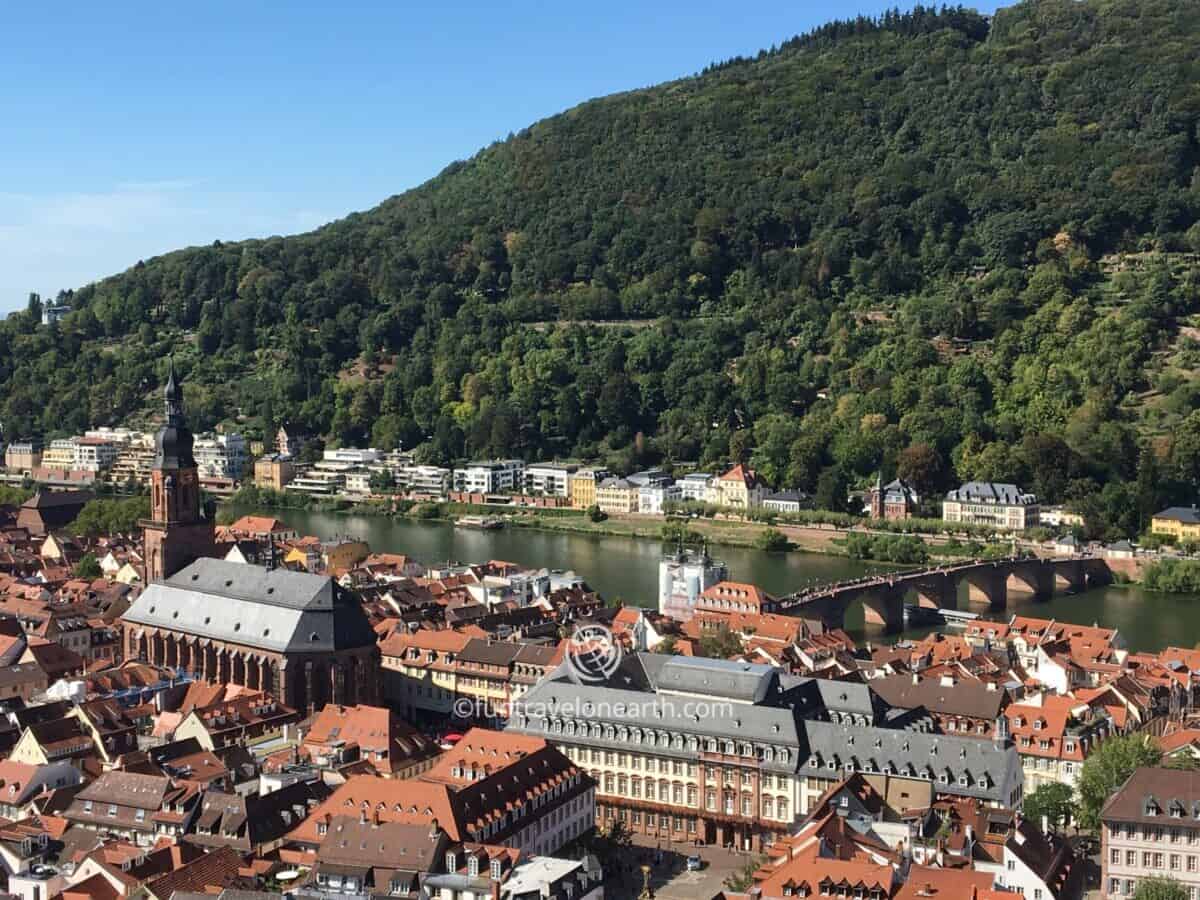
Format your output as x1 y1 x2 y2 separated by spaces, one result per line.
227 507 1200 653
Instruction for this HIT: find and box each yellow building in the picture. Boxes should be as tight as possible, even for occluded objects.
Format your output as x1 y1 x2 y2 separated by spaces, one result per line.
1151 507 1200 541
323 540 370 573
595 477 639 514
707 464 765 509
42 439 77 469
568 468 608 509
254 454 296 491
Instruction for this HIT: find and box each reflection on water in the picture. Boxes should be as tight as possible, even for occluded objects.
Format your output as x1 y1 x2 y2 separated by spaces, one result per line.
227 507 1200 653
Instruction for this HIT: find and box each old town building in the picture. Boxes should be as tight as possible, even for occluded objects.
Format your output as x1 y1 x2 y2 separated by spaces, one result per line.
868 475 919 521
510 652 1022 852
942 482 1039 530
122 558 381 712
1102 767 1200 899
140 364 216 582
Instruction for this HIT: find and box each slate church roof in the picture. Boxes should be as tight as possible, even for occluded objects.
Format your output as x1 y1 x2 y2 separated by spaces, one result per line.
121 558 377 654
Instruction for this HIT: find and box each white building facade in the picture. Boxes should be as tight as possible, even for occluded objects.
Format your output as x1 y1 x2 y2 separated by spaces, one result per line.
658 548 728 621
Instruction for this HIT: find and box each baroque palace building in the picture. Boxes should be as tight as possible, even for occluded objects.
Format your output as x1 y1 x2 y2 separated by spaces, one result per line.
121 366 380 711
509 653 1022 852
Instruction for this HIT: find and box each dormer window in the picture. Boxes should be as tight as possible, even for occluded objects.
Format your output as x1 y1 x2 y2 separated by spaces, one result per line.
468 856 480 877
446 851 458 871
490 859 503 880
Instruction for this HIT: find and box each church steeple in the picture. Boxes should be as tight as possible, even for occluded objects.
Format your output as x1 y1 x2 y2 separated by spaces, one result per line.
164 358 185 427
155 359 195 471
143 363 213 581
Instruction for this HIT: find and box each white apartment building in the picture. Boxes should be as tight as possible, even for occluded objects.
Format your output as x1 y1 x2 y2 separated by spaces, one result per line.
324 447 381 466
193 433 248 479
524 463 578 497
72 438 119 472
289 469 345 495
343 469 372 495
84 427 148 447
639 482 681 515
943 481 1039 530
658 548 728 621
395 465 451 496
453 459 524 494
678 473 712 502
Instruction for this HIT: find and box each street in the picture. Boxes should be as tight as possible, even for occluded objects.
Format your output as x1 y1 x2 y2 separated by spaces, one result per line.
600 833 758 899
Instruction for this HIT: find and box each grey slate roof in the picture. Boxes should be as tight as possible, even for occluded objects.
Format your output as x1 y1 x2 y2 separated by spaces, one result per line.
799 720 1021 803
946 482 1036 505
509 651 1020 803
1154 506 1200 524
651 656 777 703
121 558 377 654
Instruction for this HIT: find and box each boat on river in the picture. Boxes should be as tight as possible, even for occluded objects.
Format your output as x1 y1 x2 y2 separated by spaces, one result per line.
454 515 505 531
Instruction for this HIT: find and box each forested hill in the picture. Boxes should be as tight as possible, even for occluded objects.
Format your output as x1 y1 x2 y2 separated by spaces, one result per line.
5 0 1200 538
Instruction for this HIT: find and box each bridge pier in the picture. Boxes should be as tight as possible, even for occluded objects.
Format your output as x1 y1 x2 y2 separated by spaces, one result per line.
1007 562 1054 600
963 568 1007 611
911 576 955 611
859 586 905 634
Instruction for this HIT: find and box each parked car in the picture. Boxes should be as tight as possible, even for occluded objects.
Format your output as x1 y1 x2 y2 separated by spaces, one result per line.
686 855 704 872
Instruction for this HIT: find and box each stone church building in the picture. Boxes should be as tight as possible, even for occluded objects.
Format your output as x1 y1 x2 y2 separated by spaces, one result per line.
122 366 379 711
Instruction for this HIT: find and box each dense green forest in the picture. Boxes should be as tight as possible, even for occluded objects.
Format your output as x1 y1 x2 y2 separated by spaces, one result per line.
3 0 1200 540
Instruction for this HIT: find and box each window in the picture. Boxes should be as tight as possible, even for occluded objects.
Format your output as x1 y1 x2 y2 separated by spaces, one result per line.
107 804 117 817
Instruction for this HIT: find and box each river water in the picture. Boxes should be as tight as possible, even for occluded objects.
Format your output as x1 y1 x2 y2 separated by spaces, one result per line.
227 507 1200 654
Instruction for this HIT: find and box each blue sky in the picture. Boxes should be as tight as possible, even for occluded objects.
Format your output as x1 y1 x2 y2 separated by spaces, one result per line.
0 1 1003 312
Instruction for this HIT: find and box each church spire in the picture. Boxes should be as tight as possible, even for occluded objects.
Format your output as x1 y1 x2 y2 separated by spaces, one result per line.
164 358 184 427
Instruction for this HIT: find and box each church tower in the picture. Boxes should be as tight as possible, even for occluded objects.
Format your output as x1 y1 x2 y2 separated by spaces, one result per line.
142 362 215 581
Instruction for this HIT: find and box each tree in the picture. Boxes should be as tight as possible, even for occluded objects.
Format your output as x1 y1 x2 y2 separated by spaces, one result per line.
724 855 767 893
1133 877 1189 900
588 818 632 875
657 635 681 655
70 497 151 538
1021 782 1074 832
587 505 608 523
814 466 849 513
661 521 703 546
74 553 102 580
368 469 396 492
698 625 744 659
896 443 944 496
756 528 790 552
1076 734 1162 832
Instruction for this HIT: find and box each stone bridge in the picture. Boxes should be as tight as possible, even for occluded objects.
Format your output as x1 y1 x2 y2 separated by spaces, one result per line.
777 555 1113 633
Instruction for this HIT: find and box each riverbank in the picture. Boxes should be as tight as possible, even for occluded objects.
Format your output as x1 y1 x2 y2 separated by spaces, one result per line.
220 496 863 558
220 493 1025 565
